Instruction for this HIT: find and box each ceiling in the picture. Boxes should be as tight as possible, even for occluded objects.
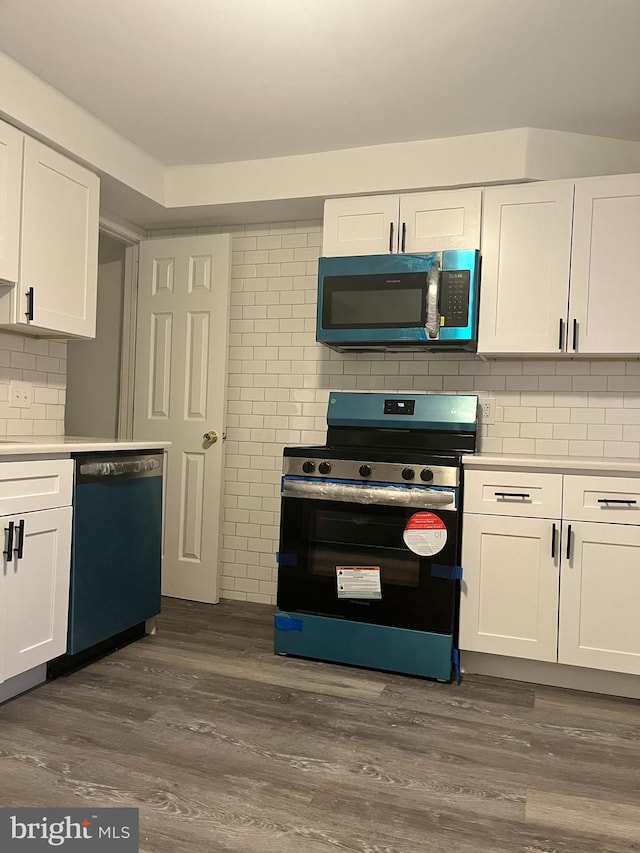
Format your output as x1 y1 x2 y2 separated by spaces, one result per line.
1 0 640 169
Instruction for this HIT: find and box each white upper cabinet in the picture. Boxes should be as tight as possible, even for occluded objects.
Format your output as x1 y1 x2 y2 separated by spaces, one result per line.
569 174 640 354
0 129 99 339
322 188 482 256
479 173 640 356
478 180 574 355
399 189 482 253
0 119 23 284
17 138 100 338
322 194 399 256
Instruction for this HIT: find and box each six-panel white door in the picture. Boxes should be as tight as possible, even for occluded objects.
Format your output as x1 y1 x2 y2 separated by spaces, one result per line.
0 118 22 284
18 136 99 337
478 181 574 354
460 513 561 662
569 174 640 354
559 520 640 675
133 234 232 604
2 506 72 681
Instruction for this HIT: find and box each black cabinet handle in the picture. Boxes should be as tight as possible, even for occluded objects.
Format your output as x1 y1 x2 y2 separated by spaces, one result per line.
558 318 564 350
566 524 572 560
551 523 557 559
597 498 637 505
25 287 34 321
572 318 578 351
14 519 24 560
494 492 531 499
3 521 14 562
389 222 394 253
401 222 407 253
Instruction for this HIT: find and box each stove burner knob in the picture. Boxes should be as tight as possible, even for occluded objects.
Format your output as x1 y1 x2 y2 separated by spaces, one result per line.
420 468 434 482
302 460 316 474
318 462 332 475
401 467 415 481
359 464 372 478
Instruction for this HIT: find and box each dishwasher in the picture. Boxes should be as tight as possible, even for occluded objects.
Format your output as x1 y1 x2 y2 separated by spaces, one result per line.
48 450 163 676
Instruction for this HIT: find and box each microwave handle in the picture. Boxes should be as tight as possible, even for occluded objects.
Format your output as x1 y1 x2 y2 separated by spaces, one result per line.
425 259 441 339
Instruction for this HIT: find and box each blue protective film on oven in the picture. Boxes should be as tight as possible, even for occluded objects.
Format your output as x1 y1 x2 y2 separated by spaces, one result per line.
431 564 463 580
276 552 297 567
274 613 303 632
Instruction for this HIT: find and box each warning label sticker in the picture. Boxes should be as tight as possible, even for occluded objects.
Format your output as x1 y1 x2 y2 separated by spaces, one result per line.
403 512 448 556
336 566 382 599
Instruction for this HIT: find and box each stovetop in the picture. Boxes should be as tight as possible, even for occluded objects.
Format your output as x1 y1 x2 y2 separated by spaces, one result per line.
281 392 477 488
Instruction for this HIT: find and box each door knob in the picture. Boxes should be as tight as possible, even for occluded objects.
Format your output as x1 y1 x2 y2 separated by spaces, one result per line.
203 430 218 444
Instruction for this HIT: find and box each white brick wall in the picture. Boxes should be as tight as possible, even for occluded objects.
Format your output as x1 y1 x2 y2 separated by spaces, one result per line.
0 333 66 436
152 220 640 605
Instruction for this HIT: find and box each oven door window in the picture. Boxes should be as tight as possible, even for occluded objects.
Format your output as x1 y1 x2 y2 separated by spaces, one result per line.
277 496 459 633
322 273 426 329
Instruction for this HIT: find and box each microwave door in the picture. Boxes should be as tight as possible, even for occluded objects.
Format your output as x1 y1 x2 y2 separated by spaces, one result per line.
425 259 441 340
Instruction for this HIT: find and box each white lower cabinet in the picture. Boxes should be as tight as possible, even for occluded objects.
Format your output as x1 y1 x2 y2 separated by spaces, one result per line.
461 468 640 677
0 459 73 686
460 513 560 662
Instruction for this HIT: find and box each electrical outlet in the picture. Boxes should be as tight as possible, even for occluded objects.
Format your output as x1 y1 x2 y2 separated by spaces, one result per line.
480 397 495 424
9 380 33 409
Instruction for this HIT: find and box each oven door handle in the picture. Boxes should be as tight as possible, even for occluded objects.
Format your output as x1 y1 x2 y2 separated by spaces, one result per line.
282 478 456 508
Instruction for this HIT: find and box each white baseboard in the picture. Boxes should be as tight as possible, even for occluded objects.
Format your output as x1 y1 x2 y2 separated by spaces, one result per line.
461 651 640 699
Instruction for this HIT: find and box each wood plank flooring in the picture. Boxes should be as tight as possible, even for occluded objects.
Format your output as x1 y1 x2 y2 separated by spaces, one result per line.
1 598 638 853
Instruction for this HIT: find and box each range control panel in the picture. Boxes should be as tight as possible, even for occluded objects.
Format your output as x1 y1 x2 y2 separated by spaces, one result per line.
283 456 459 488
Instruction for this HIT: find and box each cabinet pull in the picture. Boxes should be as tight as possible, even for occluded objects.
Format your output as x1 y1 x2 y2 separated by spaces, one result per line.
551 523 557 559
558 318 564 351
401 222 407 253
566 524 572 560
3 521 14 562
25 287 34 322
494 492 531 499
572 318 578 351
389 222 394 253
14 519 25 560
597 498 637 505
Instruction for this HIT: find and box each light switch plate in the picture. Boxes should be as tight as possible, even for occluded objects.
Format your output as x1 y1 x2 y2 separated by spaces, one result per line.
9 380 33 409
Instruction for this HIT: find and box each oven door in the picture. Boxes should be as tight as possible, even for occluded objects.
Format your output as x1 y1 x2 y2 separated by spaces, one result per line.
277 483 460 633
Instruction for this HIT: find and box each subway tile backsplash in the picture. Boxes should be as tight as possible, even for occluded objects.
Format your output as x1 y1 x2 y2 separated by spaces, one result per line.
214 220 640 604
0 333 66 436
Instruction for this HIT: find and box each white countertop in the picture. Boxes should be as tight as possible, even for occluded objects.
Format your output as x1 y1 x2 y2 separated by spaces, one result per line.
0 436 171 456
463 453 640 475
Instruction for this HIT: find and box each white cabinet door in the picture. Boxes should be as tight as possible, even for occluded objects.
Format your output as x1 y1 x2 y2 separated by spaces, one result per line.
478 181 574 355
559 521 640 675
0 119 23 284
460 513 560 662
322 195 399 256
400 189 481 253
570 174 640 355
18 137 99 338
2 506 72 681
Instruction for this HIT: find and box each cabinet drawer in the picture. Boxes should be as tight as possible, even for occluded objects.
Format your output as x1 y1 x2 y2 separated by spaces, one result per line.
463 469 562 518
563 475 640 525
0 460 73 514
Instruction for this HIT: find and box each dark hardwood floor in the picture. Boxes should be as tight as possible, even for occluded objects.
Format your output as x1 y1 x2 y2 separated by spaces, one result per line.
1 598 638 853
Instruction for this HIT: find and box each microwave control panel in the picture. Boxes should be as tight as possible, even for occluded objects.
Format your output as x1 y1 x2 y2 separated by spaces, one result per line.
439 270 470 327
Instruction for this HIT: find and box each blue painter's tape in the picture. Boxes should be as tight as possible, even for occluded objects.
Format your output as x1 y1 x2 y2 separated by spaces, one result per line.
431 564 463 580
274 614 303 632
451 647 461 684
276 552 297 567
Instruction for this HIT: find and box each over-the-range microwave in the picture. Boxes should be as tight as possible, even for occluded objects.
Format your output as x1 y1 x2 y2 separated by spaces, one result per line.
316 250 480 352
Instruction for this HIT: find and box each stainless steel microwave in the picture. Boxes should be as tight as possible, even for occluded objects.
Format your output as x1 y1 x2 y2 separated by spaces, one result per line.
316 250 480 352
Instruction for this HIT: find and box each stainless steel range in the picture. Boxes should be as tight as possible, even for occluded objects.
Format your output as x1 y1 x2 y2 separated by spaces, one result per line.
275 391 478 682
